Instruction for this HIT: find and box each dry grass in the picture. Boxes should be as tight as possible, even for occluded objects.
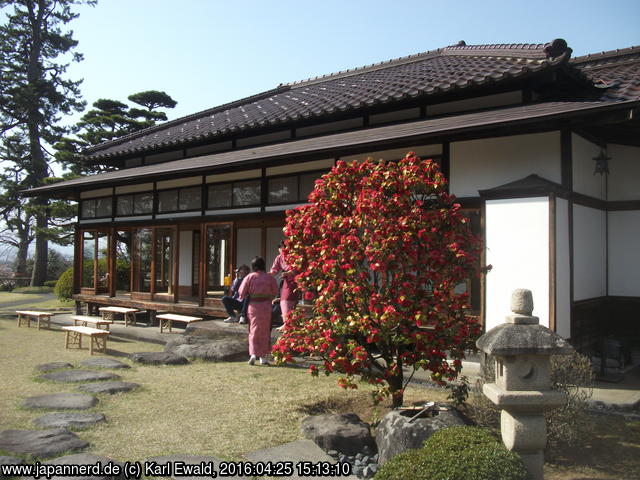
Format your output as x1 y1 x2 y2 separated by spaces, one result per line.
0 317 445 462
0 292 73 313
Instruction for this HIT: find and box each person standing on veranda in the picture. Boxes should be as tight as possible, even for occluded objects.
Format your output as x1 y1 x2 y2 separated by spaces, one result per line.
239 256 278 365
270 240 299 331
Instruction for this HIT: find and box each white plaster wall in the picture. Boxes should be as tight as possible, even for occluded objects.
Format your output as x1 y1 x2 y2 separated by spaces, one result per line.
572 134 606 200
607 143 640 201
450 132 561 198
236 228 261 267
178 231 193 286
608 210 640 297
485 198 550 330
573 205 606 300
338 144 442 163
555 198 571 338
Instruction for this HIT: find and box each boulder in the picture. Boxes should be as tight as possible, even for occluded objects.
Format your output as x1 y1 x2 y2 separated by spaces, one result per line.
78 381 139 395
40 370 120 383
42 453 123 480
0 455 23 479
164 336 247 362
301 413 375 456
24 393 97 410
35 362 74 372
33 412 105 429
129 352 189 365
375 404 466 465
80 358 130 369
0 429 87 458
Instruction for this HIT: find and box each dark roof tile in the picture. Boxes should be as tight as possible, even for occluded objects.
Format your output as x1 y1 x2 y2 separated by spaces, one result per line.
83 41 639 161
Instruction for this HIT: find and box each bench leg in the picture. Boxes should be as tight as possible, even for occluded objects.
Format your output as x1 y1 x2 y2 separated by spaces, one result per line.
65 331 82 350
91 335 107 354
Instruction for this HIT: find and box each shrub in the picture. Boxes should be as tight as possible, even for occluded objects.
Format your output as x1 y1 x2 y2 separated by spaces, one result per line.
54 267 74 301
273 153 483 407
374 426 526 480
470 349 594 448
43 280 58 288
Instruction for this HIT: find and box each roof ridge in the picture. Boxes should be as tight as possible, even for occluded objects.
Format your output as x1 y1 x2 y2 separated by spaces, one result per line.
84 85 291 154
287 41 552 89
571 45 640 64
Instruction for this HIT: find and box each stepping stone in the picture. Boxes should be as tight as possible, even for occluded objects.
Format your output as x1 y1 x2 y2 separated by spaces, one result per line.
33 412 105 430
80 358 130 369
78 381 139 395
129 352 189 365
144 454 241 480
0 455 24 479
40 370 120 383
245 439 354 480
24 393 98 410
41 453 123 480
35 362 74 372
165 336 247 362
0 429 87 458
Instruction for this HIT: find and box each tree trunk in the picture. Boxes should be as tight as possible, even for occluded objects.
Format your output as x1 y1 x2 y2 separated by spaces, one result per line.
30 200 48 286
15 228 30 275
388 364 404 408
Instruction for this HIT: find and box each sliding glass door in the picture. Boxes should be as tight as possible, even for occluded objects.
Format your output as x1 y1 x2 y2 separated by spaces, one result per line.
205 223 232 297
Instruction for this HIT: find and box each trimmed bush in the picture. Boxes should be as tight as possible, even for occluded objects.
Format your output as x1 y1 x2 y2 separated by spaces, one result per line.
374 426 526 480
54 267 74 301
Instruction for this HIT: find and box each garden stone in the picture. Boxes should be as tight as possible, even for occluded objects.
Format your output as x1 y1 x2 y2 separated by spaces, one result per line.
35 362 73 372
375 405 465 465
42 453 123 480
78 381 139 395
24 393 97 410
40 370 120 383
164 336 247 362
301 413 375 456
129 352 189 365
0 455 23 479
80 358 130 369
144 454 239 480
33 412 105 429
0 429 87 458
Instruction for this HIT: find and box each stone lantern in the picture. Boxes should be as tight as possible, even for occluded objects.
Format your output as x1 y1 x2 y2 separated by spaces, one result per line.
476 289 572 480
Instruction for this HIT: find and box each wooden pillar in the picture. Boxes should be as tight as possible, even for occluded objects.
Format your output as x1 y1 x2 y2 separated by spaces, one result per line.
150 228 157 297
173 227 180 304
109 227 116 297
199 225 206 307
73 227 81 295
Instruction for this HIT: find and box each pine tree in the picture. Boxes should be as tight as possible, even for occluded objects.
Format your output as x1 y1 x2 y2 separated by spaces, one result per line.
0 0 95 285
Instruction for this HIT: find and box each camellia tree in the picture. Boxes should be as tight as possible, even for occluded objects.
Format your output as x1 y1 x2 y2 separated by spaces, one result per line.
273 153 484 407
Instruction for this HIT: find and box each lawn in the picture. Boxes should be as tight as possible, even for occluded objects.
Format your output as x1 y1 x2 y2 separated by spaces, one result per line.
0 291 73 314
0 316 638 479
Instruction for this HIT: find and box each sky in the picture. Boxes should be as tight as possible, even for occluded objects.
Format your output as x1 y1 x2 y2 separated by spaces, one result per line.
64 0 640 126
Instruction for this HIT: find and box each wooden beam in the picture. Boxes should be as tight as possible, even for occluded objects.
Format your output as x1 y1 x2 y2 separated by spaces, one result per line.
549 193 557 332
173 227 180 304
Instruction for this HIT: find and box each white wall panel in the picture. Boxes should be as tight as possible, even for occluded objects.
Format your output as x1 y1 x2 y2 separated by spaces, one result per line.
607 144 640 201
608 210 640 297
485 197 550 330
450 132 561 198
236 228 261 267
178 231 193 286
555 198 571 338
572 134 606 200
573 205 606 300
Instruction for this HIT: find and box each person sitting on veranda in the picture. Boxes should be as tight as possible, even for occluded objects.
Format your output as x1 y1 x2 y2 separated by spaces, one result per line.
222 264 250 324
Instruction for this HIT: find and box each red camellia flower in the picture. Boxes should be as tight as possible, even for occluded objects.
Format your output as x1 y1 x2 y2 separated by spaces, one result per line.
272 153 483 407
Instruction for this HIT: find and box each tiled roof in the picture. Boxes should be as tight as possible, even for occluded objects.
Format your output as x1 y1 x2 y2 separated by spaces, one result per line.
572 46 640 101
84 40 580 160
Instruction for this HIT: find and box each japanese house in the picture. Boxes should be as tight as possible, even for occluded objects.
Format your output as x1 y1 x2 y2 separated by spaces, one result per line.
26 38 640 350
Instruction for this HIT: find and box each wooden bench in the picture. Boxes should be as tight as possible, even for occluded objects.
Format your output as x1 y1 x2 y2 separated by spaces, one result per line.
72 315 113 331
156 313 203 333
62 325 110 355
16 311 52 330
99 306 139 326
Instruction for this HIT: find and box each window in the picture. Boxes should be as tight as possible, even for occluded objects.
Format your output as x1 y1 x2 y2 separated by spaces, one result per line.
80 197 112 219
158 186 202 213
207 180 261 209
116 192 153 216
267 171 324 205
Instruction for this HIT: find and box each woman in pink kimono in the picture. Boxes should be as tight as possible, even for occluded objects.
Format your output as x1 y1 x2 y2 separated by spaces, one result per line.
239 256 278 365
270 241 299 331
